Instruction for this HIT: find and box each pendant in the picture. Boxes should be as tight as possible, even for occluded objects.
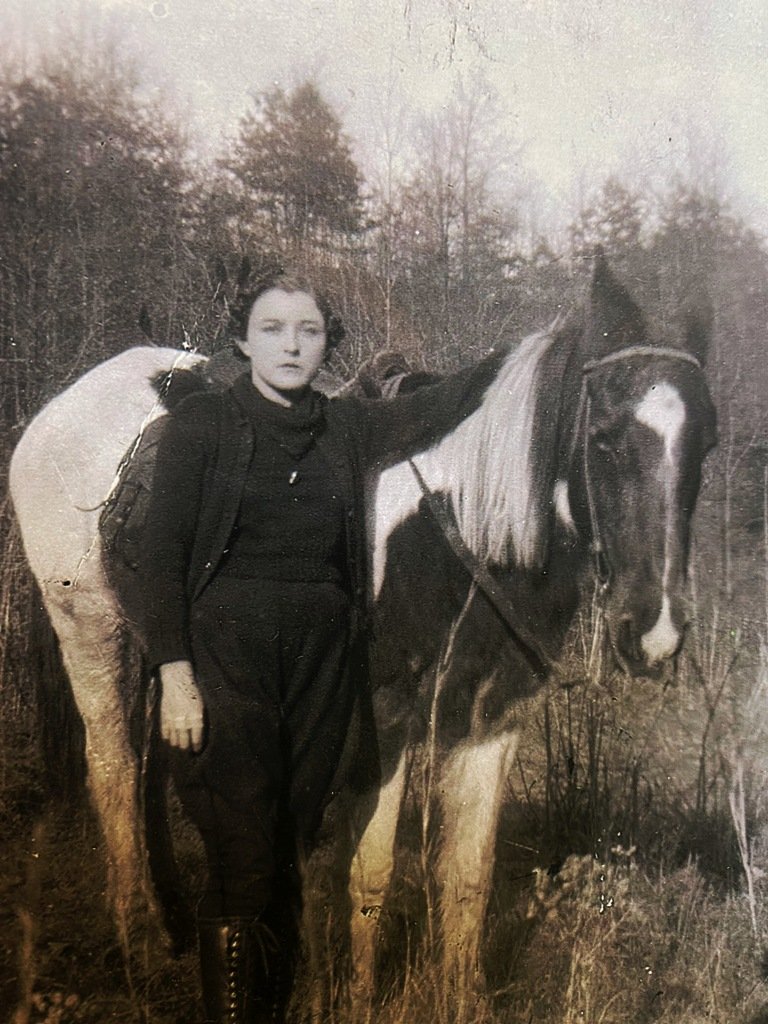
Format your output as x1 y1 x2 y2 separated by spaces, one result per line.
288 470 299 486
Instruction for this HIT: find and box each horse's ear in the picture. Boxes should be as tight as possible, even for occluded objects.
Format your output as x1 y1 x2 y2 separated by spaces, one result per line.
585 251 646 358
679 289 713 367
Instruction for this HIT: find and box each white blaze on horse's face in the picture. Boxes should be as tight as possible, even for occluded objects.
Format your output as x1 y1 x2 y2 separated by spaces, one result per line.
635 383 686 464
634 381 686 665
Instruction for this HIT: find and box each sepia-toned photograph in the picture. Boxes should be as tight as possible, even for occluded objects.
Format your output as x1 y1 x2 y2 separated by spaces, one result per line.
1 1 767 1021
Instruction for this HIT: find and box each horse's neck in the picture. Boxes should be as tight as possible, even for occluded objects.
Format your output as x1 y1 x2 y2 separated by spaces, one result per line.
416 328 561 572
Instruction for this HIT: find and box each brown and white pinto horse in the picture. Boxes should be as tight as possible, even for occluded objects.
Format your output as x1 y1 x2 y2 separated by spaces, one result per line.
312 257 716 1006
9 259 715 1005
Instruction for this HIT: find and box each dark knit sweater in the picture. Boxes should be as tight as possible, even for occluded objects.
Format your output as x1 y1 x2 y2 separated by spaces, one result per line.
139 348 508 669
220 387 347 585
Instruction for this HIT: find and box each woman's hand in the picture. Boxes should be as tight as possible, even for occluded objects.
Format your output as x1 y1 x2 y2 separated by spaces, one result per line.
159 660 206 752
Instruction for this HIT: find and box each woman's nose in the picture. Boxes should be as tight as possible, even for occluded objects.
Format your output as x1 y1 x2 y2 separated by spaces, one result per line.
283 327 300 352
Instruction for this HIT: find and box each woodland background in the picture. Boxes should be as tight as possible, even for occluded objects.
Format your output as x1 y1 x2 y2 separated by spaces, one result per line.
0 27 768 1024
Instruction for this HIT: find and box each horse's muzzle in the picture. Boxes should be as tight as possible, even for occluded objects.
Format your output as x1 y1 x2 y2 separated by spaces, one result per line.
612 610 685 679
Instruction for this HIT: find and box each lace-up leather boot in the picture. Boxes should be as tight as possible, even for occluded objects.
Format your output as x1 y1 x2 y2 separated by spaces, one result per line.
198 919 265 1024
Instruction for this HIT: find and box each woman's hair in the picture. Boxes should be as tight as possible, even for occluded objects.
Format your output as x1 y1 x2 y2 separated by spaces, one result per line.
230 270 345 349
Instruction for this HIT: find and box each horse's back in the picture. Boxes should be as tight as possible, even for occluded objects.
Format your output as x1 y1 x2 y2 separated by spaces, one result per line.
10 346 199 585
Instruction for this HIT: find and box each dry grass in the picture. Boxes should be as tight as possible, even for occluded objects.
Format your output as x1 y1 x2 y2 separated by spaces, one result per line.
1 441 767 1022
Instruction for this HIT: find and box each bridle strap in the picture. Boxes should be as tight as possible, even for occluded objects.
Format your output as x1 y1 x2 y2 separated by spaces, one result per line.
582 345 702 375
581 393 611 587
576 346 703 589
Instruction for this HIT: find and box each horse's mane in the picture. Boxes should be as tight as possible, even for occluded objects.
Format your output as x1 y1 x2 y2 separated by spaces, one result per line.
419 320 581 571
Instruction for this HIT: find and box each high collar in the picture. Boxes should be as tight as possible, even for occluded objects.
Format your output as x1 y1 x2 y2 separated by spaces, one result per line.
232 373 325 459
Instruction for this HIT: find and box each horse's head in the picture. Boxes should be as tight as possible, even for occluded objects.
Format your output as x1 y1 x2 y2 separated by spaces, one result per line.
567 257 717 677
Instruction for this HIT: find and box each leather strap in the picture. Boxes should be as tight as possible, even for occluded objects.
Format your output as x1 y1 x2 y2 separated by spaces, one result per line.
408 458 554 676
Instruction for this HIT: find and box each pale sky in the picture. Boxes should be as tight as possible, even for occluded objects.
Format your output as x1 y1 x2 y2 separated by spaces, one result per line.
3 0 768 235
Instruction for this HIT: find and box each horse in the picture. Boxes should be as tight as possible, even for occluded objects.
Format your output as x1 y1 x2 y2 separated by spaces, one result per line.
307 257 716 1009
8 346 207 947
8 258 716 1008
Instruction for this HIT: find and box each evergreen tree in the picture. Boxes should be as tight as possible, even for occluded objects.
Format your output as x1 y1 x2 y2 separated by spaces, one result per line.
569 177 647 270
651 183 768 434
226 82 365 254
0 62 195 419
567 176 654 307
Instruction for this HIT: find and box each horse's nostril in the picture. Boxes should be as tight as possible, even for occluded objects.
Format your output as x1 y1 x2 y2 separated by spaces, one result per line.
616 616 637 661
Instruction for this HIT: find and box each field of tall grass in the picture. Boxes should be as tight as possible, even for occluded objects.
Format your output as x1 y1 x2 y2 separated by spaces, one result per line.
0 416 766 1024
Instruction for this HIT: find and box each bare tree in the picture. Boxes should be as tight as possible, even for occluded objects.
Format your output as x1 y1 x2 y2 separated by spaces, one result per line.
0 56 195 429
380 77 520 366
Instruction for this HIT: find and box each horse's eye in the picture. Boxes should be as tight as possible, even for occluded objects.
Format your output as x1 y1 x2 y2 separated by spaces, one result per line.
592 437 615 458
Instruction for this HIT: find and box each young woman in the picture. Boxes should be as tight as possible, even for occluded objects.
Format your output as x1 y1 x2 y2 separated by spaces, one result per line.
139 272 505 1023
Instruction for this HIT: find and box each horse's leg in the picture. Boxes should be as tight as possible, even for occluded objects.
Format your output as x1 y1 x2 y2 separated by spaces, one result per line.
40 578 163 946
300 768 407 1024
144 724 195 954
435 727 519 998
347 750 409 1013
301 798 351 1023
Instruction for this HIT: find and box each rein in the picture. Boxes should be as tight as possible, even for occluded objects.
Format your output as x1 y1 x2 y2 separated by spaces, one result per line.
407 457 554 676
408 344 703 675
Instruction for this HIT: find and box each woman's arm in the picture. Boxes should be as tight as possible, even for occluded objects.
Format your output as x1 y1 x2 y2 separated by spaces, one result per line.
138 395 212 669
347 346 509 467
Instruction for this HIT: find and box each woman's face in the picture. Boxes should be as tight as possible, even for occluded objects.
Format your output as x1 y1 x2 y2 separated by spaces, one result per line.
239 288 327 406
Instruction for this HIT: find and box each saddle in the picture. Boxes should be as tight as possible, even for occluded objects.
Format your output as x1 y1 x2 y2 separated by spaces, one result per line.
99 416 170 631
100 417 166 574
